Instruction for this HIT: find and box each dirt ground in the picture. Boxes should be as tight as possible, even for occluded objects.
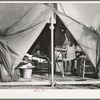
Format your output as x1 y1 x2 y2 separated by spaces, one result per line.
0 73 100 89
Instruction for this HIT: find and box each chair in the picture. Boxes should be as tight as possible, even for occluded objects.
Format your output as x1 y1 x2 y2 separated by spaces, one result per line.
79 55 94 78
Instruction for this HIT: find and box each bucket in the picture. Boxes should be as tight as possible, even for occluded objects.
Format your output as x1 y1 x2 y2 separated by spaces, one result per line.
22 69 32 79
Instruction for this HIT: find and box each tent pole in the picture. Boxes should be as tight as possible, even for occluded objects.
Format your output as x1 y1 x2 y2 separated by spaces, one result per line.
51 15 54 87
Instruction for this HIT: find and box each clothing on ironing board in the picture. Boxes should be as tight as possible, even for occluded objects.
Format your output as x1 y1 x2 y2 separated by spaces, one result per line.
64 44 76 61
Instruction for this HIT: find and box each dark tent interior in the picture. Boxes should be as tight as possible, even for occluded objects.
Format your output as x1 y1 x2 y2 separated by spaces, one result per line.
28 15 77 60
26 16 78 75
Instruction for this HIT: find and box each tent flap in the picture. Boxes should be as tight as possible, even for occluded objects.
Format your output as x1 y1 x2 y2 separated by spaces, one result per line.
55 10 100 67
0 4 54 81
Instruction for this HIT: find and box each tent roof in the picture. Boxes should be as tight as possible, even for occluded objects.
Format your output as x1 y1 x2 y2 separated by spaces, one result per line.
0 3 35 31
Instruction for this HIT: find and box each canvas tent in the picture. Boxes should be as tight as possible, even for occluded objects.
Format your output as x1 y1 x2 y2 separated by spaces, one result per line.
0 3 100 82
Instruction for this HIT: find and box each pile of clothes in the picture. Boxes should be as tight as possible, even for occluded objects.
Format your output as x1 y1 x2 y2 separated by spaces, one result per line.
17 53 36 69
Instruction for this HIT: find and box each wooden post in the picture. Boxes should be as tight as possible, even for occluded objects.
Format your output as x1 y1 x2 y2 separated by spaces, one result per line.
61 52 64 78
83 59 85 79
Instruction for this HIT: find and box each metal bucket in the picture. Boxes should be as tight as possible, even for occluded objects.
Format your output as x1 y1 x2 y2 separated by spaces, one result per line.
23 69 32 79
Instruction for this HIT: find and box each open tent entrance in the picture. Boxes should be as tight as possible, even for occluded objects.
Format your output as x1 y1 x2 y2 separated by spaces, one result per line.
21 15 95 83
